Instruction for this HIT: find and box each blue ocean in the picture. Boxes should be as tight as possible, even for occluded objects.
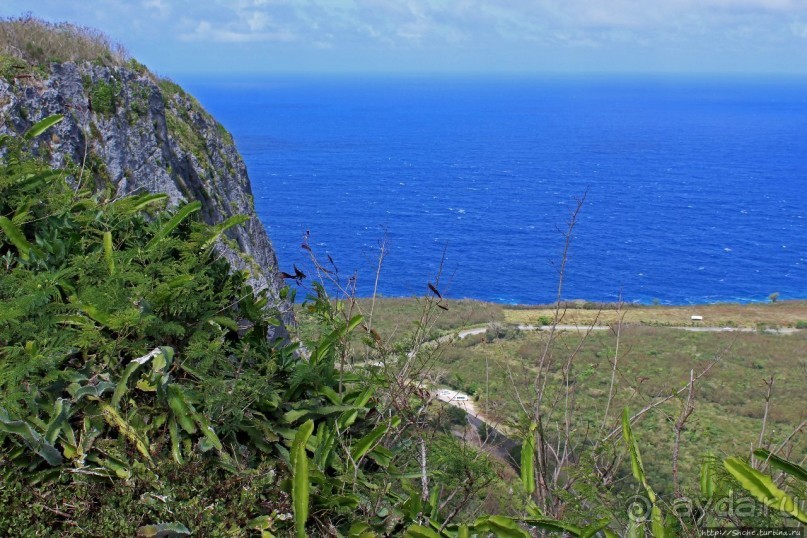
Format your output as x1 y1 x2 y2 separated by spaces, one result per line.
183 75 807 305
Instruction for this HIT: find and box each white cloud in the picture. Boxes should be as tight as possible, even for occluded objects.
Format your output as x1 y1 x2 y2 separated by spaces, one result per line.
791 20 807 36
246 11 270 31
142 0 170 17
179 19 295 42
10 0 807 72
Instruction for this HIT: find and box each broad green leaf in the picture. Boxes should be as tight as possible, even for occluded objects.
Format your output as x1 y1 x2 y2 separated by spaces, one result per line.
167 385 197 434
622 408 656 503
0 216 37 260
169 417 184 464
283 404 363 424
368 445 394 468
701 454 717 499
519 516 582 535
103 231 115 275
313 494 360 509
580 518 612 538
292 419 314 538
249 515 273 531
525 500 543 518
54 314 94 328
404 525 441 538
318 385 342 405
521 423 536 494
626 518 645 538
313 422 336 470
201 214 249 251
724 457 807 523
44 399 70 445
650 505 666 538
349 522 377 538
72 381 116 400
0 407 63 465
348 386 376 408
428 488 440 519
192 410 222 452
87 453 131 479
12 169 61 191
476 515 531 538
112 348 162 408
147 201 202 248
24 114 63 139
206 316 238 331
112 192 168 213
754 449 807 482
98 402 152 462
351 422 389 462
400 491 422 521
346 314 364 333
338 409 359 430
166 275 194 288
70 297 117 329
153 346 173 373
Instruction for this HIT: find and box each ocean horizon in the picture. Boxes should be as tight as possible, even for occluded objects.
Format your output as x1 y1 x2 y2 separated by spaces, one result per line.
183 74 807 305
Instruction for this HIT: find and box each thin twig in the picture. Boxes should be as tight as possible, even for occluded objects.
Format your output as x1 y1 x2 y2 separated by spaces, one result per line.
600 297 626 435
672 369 696 498
604 358 719 443
756 376 775 458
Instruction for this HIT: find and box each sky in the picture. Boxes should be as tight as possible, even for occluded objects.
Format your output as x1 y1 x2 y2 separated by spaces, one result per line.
4 0 807 75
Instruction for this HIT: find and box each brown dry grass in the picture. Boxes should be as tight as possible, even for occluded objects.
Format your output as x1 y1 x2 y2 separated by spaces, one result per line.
503 300 807 328
0 15 127 68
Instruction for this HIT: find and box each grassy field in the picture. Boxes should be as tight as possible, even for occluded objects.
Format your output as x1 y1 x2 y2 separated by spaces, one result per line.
337 298 806 495
294 297 504 346
502 300 807 328
430 323 806 494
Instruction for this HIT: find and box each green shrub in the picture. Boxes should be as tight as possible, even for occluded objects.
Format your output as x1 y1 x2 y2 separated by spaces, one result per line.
89 79 119 115
0 459 283 537
445 404 468 426
1 119 516 536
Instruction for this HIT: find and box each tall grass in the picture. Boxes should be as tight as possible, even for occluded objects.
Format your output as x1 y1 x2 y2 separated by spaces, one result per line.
0 15 127 68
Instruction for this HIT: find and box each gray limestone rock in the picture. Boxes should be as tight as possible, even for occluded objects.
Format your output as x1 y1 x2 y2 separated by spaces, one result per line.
0 61 293 339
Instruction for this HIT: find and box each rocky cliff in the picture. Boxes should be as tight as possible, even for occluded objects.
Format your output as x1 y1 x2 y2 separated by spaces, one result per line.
0 61 292 339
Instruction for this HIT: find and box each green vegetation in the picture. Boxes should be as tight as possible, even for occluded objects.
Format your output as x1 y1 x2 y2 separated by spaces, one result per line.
164 107 211 168
504 299 807 327
0 117 521 536
0 15 127 74
89 78 120 116
296 297 503 348
431 324 806 490
158 77 229 174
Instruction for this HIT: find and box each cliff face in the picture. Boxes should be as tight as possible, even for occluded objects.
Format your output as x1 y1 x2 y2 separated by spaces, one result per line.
0 61 292 339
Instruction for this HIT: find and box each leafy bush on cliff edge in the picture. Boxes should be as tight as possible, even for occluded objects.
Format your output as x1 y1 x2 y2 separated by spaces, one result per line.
0 116 528 536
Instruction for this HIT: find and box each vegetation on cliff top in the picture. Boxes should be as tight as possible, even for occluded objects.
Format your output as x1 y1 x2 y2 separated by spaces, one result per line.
0 15 128 78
